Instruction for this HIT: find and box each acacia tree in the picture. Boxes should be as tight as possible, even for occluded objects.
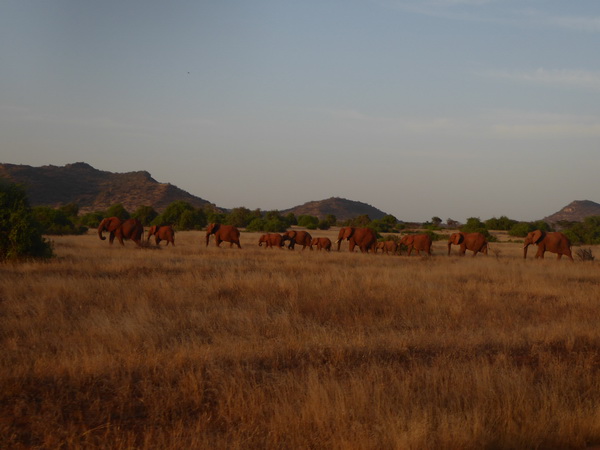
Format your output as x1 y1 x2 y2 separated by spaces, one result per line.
0 182 53 260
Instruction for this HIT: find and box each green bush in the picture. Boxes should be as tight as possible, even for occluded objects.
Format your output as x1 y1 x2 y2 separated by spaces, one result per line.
106 203 130 220
0 182 53 260
298 215 319 229
153 201 207 230
132 205 158 226
32 206 87 235
485 216 518 231
226 207 257 228
509 220 552 238
317 220 330 230
562 216 600 245
460 217 497 242
79 212 104 228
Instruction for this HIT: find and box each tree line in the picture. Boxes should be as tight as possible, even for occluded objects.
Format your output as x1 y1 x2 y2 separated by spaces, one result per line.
2 180 599 261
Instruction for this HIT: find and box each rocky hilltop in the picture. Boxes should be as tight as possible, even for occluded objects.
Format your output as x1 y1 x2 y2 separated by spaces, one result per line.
544 200 600 224
0 162 217 214
281 197 388 221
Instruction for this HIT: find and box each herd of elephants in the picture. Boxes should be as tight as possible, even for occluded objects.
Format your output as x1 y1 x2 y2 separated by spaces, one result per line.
97 216 575 261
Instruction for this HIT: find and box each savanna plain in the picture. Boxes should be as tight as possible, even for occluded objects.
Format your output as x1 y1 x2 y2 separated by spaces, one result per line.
2 229 600 449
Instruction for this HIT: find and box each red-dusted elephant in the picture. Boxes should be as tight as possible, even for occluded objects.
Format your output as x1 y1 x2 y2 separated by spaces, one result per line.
523 230 573 261
447 232 487 257
282 230 313 250
258 233 284 249
147 225 175 246
375 240 398 255
310 237 332 251
205 223 241 248
400 234 432 256
98 217 143 246
336 227 377 253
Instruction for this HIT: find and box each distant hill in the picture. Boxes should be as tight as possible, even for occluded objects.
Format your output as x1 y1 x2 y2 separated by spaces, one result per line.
544 200 600 224
0 162 217 214
281 197 388 221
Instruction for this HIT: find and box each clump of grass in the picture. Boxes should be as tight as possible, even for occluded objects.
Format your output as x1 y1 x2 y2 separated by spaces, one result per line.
576 247 595 261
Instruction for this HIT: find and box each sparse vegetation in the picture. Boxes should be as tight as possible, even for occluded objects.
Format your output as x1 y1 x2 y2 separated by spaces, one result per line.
0 182 53 260
1 232 599 448
576 247 595 261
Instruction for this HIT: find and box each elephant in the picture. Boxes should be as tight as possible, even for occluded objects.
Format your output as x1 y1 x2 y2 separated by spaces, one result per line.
147 225 175 246
310 237 332 251
205 223 241 248
258 233 284 249
400 234 432 256
523 230 573 261
98 217 143 246
336 227 377 253
375 240 398 255
447 232 487 257
281 230 313 250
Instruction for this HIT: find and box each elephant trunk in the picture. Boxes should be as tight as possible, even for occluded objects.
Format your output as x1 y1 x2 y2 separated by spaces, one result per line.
447 241 452 256
523 243 529 259
98 222 106 240
205 232 211 247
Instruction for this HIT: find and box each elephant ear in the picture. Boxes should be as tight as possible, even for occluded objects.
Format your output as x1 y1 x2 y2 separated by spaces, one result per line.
453 233 464 245
344 227 354 239
405 235 414 245
532 230 544 244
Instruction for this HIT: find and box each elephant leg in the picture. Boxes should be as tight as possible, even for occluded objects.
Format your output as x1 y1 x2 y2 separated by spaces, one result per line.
215 238 222 247
109 232 116 245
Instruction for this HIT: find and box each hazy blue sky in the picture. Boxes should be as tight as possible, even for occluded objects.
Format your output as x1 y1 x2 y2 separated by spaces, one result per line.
1 0 598 222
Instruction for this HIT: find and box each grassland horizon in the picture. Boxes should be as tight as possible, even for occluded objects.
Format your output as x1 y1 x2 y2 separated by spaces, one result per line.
2 229 599 449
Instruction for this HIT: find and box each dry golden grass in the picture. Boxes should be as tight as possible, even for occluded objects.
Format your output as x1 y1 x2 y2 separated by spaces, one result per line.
1 229 600 449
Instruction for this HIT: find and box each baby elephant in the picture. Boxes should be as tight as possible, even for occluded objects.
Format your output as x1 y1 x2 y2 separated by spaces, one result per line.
258 233 284 249
147 225 175 246
310 237 332 251
375 240 399 255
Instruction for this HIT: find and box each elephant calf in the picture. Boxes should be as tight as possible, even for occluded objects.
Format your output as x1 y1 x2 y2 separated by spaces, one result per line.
375 240 398 255
147 225 175 246
258 233 284 249
310 237 332 251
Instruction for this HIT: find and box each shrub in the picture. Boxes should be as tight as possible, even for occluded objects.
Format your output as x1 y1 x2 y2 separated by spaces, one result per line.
575 248 595 262
226 207 256 228
132 205 158 226
0 182 53 260
106 203 130 220
32 206 86 235
79 212 104 228
178 209 207 230
246 218 266 232
509 221 552 238
485 216 518 231
317 220 330 230
562 216 600 245
298 215 319 229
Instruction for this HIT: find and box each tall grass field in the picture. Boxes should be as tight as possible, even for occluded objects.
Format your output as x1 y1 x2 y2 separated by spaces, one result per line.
2 229 600 449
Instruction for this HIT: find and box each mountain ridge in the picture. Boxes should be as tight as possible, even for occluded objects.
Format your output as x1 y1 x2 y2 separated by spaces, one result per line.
0 162 389 219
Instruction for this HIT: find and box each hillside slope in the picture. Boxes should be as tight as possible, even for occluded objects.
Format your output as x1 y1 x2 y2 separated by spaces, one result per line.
281 197 388 221
0 162 216 214
544 200 600 223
